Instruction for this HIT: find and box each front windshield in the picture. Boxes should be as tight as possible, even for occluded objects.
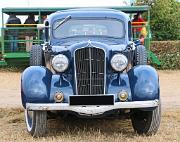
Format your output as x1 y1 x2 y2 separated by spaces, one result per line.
53 19 125 39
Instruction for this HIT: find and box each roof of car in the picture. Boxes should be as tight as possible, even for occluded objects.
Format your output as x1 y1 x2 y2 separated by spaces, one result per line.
49 8 130 22
56 8 127 12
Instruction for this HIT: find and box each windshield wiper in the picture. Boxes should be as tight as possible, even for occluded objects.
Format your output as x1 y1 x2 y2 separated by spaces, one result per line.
54 15 71 30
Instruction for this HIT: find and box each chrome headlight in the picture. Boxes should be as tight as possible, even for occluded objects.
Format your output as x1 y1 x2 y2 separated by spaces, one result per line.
52 54 69 72
111 54 128 71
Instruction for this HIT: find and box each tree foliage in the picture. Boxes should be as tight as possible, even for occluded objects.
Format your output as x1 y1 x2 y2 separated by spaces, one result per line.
136 0 180 40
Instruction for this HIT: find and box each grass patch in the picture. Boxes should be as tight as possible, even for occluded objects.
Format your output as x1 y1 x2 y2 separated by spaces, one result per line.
0 108 180 142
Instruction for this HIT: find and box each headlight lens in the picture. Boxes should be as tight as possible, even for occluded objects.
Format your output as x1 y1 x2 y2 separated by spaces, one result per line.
111 54 128 71
52 54 69 72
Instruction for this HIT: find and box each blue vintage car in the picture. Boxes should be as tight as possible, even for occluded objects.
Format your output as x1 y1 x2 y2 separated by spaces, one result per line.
21 8 161 137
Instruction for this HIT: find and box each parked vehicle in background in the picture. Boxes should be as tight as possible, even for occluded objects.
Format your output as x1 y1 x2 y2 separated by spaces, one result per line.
21 8 161 137
0 6 160 66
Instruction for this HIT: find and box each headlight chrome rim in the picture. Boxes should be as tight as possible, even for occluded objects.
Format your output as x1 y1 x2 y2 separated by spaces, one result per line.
111 53 128 71
52 54 69 72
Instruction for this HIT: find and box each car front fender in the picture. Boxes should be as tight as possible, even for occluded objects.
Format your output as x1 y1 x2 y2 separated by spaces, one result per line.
21 66 52 108
21 66 74 108
128 65 160 101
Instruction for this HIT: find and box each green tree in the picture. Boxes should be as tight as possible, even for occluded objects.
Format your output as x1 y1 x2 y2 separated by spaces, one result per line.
151 0 180 40
136 0 180 40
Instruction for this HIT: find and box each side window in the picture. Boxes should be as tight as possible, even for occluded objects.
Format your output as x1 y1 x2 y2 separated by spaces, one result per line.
128 21 132 41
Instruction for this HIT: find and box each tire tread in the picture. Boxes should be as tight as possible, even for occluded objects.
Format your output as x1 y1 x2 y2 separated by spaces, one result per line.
131 103 161 135
135 45 147 65
30 45 43 66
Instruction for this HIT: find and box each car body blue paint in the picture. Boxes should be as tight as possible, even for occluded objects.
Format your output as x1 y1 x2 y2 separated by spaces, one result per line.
21 65 159 108
49 74 73 103
21 66 52 107
58 41 131 95
21 9 160 109
107 73 132 102
21 66 74 107
128 65 159 101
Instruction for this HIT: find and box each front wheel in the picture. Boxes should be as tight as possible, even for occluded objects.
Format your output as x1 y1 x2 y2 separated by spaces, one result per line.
131 102 161 135
25 109 47 137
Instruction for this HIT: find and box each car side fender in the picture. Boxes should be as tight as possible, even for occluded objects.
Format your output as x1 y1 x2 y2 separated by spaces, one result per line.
128 65 159 101
21 66 52 108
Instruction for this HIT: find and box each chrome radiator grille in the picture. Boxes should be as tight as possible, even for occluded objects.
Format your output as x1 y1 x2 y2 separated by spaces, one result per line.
75 47 105 95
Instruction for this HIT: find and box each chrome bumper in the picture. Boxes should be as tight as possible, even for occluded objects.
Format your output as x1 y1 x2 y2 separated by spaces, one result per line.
26 100 159 115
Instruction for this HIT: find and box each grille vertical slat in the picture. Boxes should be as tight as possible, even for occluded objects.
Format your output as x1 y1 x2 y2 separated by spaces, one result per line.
75 47 105 95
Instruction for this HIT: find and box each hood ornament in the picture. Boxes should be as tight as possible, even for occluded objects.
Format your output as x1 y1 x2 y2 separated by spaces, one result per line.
87 40 92 47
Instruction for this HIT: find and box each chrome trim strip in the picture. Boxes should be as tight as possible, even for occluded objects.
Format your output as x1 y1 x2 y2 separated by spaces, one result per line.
89 48 92 94
26 100 159 116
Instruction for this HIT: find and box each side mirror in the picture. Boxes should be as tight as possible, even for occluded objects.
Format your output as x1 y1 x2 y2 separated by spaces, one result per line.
127 41 136 50
134 39 141 46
